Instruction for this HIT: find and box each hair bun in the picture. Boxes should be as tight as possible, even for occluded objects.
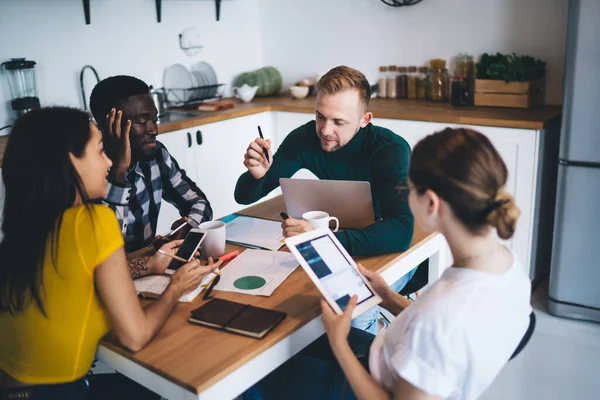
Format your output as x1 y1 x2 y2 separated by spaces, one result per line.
486 190 521 240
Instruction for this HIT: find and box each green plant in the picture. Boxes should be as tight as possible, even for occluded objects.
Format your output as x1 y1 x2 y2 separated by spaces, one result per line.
476 53 546 82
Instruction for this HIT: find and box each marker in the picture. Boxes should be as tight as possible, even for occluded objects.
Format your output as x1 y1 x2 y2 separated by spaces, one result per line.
257 125 270 163
202 251 239 300
215 250 240 263
280 212 290 220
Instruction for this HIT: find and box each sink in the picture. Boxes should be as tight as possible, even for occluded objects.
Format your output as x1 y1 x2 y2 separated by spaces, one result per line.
158 111 200 124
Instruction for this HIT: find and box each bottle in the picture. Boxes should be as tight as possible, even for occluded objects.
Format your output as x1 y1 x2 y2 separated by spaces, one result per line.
451 54 474 106
378 66 388 98
417 66 429 100
429 59 448 102
387 65 398 98
397 66 408 99
407 66 418 100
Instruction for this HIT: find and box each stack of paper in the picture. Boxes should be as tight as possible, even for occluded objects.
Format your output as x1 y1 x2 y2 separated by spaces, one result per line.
214 249 299 297
222 214 285 251
134 273 214 303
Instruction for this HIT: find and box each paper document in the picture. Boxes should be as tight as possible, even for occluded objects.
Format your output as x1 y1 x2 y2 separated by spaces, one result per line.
223 214 285 251
214 249 299 296
134 273 214 303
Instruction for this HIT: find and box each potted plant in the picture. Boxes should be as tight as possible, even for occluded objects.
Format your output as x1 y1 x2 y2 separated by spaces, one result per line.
474 53 546 108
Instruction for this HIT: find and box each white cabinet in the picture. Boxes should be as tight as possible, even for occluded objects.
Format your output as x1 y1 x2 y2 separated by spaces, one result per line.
272 112 318 180
374 117 540 278
192 112 275 219
154 110 549 280
155 128 197 235
156 112 276 234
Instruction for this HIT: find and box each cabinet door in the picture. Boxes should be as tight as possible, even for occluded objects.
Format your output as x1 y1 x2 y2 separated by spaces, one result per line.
155 128 196 235
272 111 319 180
192 112 276 219
374 117 539 276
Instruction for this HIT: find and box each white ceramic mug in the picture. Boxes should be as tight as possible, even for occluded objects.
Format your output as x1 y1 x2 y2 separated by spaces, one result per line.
198 221 226 259
302 211 339 232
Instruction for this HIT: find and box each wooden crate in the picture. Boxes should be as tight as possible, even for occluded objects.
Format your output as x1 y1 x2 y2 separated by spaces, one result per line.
475 79 545 108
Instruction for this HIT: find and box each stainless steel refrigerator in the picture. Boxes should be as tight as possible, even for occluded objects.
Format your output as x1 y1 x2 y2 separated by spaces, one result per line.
548 0 600 323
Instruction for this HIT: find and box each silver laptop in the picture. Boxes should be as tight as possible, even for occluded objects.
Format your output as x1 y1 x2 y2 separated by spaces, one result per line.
280 178 375 229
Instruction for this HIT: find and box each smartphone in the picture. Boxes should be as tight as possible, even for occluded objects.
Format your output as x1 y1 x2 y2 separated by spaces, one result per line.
165 221 190 239
167 229 206 271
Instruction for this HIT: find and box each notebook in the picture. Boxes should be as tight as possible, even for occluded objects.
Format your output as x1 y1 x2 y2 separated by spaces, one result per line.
134 273 216 303
189 298 287 339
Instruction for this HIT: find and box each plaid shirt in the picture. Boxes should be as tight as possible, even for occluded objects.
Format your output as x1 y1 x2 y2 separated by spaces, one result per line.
103 141 212 252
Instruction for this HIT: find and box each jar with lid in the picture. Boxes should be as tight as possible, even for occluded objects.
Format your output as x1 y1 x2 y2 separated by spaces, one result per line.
406 66 418 100
451 54 474 106
377 66 388 98
397 66 408 99
429 59 449 102
417 66 429 100
387 65 398 99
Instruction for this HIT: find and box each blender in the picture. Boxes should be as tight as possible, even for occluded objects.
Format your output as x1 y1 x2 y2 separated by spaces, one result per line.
2 58 40 118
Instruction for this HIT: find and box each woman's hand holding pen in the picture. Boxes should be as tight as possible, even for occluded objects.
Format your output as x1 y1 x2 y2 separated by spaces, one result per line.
243 137 272 179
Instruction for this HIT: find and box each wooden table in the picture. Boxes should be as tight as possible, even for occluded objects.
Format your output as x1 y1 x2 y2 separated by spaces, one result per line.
97 196 444 399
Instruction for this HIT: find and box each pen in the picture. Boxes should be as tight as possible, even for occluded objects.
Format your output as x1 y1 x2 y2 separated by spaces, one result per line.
280 212 290 220
257 125 270 163
157 249 189 263
203 250 240 300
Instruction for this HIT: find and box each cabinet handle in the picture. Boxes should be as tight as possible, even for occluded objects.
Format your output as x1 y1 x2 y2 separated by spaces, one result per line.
196 130 203 145
187 132 192 148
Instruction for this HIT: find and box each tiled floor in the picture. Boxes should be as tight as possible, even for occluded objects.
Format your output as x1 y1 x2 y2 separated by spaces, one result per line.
481 282 600 400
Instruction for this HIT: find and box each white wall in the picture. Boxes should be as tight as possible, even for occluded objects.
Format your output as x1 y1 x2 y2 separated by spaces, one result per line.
0 0 264 127
258 0 568 105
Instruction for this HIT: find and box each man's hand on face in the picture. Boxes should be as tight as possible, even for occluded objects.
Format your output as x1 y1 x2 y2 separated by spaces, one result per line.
243 138 272 180
104 108 132 184
281 217 314 238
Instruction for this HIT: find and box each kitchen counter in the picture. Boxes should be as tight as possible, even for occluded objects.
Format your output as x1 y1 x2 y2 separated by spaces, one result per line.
158 96 562 133
0 97 562 167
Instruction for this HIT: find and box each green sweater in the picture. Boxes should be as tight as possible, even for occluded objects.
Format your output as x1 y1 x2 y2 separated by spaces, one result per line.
234 120 414 256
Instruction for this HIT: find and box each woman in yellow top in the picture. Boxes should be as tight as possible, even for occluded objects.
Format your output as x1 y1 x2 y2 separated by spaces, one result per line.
0 107 219 399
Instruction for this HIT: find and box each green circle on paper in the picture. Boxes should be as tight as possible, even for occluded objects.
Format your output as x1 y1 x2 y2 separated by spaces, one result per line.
234 276 266 290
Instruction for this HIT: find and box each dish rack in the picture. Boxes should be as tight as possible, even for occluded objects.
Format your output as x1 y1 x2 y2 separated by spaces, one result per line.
164 84 225 107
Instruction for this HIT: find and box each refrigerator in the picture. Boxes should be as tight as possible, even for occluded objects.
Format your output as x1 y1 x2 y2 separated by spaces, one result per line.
548 0 600 323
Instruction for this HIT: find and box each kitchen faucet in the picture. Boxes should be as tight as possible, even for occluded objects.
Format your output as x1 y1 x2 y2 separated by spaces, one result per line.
80 65 100 113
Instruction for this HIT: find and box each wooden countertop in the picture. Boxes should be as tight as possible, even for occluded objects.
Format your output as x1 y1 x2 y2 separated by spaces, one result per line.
158 96 562 133
100 196 438 394
0 97 562 168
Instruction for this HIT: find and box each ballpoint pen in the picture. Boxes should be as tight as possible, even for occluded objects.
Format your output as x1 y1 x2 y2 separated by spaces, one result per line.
257 125 270 163
202 250 240 300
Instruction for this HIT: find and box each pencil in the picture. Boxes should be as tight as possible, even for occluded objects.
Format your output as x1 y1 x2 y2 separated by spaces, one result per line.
257 125 270 163
157 249 189 263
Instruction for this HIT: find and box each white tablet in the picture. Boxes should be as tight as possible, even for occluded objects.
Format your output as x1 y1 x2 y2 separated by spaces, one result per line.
285 228 381 318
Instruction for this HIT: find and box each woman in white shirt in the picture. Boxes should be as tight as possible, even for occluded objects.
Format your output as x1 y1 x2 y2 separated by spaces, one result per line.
242 127 532 400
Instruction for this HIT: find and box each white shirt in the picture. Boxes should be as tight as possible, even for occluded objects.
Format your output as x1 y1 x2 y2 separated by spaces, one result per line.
369 250 532 400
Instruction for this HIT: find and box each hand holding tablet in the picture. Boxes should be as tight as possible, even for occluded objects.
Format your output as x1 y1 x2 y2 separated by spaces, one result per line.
284 228 381 318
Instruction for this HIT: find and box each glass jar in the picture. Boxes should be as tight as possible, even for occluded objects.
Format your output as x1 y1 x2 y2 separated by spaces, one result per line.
377 66 388 98
429 59 449 102
387 65 398 99
451 54 473 106
417 66 429 100
397 66 407 99
406 66 418 100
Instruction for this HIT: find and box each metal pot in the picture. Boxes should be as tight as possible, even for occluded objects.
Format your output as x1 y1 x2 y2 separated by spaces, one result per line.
150 88 166 116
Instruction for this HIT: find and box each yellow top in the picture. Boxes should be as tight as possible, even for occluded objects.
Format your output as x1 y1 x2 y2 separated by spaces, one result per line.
0 205 124 384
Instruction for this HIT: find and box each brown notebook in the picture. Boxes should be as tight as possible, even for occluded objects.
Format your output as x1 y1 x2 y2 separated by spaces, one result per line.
189 298 286 339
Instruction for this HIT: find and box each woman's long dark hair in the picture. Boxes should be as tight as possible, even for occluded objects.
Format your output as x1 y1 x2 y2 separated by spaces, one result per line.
0 107 93 315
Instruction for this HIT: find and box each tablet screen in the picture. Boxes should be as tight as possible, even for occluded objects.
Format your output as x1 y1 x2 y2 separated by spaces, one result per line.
293 234 374 310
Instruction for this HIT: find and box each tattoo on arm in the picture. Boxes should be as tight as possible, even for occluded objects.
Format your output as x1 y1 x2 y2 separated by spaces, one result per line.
128 257 149 279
